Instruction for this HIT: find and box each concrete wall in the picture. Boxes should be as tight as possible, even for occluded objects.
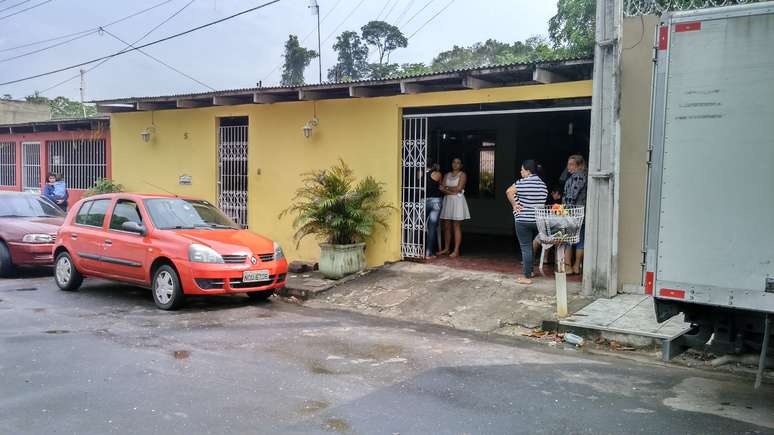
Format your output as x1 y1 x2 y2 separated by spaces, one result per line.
617 15 660 292
109 81 592 268
0 100 50 124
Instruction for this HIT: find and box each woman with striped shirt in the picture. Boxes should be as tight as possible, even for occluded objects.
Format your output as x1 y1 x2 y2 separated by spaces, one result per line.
506 160 548 284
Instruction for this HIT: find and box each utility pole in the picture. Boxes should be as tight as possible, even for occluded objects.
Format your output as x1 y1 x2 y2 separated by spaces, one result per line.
309 0 322 83
79 69 87 118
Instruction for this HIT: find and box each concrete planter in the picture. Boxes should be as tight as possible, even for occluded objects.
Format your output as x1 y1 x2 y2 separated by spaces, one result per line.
319 243 366 279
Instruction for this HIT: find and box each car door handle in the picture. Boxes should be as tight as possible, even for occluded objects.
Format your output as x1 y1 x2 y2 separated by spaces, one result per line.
71 234 78 240
104 239 112 246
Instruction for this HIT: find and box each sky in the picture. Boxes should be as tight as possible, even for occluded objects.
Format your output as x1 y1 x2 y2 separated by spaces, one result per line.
0 0 558 101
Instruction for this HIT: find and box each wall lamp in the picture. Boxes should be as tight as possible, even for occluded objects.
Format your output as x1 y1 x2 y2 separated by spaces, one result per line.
140 126 155 143
302 117 319 139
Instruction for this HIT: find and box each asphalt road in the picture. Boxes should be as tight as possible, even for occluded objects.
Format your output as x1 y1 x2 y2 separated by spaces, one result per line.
0 271 772 435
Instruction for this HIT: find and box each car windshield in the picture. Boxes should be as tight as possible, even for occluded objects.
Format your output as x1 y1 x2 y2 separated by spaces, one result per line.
144 198 239 230
0 195 64 218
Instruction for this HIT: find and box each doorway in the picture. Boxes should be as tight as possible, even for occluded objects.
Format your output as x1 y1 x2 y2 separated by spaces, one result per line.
400 103 591 275
217 117 249 228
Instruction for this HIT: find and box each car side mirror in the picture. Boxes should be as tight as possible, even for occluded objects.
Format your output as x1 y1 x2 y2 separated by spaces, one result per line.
121 221 147 236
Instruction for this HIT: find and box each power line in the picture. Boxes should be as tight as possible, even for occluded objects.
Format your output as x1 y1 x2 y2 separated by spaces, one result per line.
0 0 283 87
102 29 215 91
0 30 96 63
407 0 455 39
382 0 401 22
0 0 53 21
392 0 414 26
0 0 175 53
321 0 367 44
39 0 201 94
374 0 392 21
0 0 34 14
399 0 433 28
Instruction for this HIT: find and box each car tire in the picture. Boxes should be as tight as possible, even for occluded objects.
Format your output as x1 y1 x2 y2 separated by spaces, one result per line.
0 242 15 278
54 251 83 291
246 290 274 302
152 265 185 310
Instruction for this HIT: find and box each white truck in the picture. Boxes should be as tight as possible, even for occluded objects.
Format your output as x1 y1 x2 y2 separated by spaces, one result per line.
644 1 774 370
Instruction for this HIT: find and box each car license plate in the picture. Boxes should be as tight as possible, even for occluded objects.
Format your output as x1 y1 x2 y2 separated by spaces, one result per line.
243 270 270 283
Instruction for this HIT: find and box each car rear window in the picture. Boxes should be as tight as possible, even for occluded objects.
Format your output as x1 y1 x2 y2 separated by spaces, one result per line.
0 194 64 218
75 199 110 227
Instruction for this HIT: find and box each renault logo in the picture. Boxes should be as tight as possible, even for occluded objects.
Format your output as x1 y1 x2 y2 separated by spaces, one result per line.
250 256 258 265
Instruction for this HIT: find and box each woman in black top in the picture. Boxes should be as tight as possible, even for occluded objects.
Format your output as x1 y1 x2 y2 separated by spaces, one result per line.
425 162 444 257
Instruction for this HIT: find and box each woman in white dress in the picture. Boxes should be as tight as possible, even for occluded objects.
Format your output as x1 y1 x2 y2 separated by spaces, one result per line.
438 158 471 257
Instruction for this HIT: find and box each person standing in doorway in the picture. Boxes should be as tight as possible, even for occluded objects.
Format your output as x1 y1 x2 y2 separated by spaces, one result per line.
424 162 444 258
562 154 588 275
506 160 547 284
43 173 68 211
438 158 470 257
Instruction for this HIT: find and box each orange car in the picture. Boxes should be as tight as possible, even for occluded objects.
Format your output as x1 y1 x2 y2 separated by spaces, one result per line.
52 193 288 310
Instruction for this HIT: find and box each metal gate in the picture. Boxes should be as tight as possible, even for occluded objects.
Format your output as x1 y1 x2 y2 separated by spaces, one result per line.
217 124 248 228
21 142 41 192
47 139 107 189
400 117 428 259
0 142 15 187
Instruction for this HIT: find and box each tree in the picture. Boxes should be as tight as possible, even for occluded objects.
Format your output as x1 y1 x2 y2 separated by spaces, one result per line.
24 94 96 118
397 63 432 76
280 34 318 86
328 31 369 82
367 63 401 80
430 37 560 72
548 0 597 57
361 20 407 66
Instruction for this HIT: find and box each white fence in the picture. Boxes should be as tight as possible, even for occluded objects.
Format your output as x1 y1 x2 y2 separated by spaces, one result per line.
0 142 15 187
47 139 107 189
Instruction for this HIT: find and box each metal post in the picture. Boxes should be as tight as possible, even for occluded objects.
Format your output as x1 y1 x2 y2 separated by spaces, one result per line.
583 0 623 298
79 69 87 118
556 244 568 317
755 313 770 389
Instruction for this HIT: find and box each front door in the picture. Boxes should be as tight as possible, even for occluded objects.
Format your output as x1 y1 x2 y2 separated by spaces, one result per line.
103 199 149 282
217 119 248 228
21 142 41 193
400 116 428 259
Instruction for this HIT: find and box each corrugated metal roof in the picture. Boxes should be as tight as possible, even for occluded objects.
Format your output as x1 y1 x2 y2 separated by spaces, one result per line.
0 116 109 130
93 57 593 105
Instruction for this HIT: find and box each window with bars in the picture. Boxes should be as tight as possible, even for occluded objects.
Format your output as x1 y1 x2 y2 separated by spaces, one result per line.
47 139 107 190
0 142 15 187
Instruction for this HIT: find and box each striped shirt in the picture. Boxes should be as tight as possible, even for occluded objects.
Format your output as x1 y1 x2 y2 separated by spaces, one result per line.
513 174 548 223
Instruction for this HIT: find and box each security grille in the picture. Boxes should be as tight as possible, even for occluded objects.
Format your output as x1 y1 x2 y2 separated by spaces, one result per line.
0 142 15 187
47 139 107 189
217 123 248 228
625 0 764 16
400 117 428 259
22 142 42 192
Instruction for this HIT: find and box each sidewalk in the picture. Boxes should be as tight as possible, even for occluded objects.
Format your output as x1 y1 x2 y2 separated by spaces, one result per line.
304 261 593 335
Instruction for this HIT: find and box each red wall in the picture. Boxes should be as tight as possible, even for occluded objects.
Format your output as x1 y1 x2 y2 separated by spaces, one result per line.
0 129 111 209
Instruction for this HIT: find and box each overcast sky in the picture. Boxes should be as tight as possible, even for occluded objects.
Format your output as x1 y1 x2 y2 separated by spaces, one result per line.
0 0 557 101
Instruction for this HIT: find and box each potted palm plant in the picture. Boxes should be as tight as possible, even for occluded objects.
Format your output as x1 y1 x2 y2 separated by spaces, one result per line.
281 159 392 279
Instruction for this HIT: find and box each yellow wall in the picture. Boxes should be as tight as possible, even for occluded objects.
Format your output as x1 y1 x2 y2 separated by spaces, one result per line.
110 81 592 267
617 16 660 292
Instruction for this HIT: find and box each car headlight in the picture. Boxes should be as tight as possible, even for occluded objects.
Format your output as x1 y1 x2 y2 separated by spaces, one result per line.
273 242 284 260
22 233 54 244
188 243 224 263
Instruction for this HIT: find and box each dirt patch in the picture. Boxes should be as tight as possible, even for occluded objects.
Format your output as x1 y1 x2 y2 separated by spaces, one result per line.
322 418 351 433
307 361 337 375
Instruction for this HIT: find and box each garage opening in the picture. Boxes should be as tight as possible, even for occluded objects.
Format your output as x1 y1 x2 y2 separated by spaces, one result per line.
401 100 591 275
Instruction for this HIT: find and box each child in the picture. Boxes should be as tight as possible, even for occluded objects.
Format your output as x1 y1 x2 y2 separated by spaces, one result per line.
43 173 68 211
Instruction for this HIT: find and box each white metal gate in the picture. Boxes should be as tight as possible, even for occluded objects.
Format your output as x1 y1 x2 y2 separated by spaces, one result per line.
217 124 248 228
400 117 428 259
47 139 107 189
21 142 41 192
0 142 15 187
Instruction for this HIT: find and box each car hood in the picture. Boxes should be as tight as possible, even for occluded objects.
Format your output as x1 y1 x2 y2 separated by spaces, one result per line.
0 216 64 241
172 229 275 254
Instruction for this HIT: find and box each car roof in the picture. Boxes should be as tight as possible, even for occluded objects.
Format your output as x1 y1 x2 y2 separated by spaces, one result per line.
81 192 199 201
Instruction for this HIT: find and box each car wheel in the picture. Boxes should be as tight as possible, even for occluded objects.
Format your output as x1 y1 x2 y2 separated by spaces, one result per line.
54 251 83 291
246 290 274 301
152 265 184 310
0 242 15 277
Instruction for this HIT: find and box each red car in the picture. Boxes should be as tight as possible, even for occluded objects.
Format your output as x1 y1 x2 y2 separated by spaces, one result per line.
52 193 288 310
0 192 65 276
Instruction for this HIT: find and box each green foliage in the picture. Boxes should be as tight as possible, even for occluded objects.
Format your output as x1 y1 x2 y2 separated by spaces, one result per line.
23 94 97 119
281 159 393 246
431 37 561 71
367 62 401 80
549 0 597 57
327 31 369 82
281 34 318 86
83 178 124 198
396 62 432 76
361 20 408 65
479 171 495 197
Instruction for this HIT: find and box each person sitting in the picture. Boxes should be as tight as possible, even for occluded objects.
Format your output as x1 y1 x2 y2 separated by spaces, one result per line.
43 173 68 211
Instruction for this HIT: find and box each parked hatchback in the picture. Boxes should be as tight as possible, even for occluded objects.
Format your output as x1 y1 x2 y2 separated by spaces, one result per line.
53 193 288 310
0 192 65 276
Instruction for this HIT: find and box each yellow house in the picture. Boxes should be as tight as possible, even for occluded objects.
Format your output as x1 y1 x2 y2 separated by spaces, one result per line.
96 60 594 270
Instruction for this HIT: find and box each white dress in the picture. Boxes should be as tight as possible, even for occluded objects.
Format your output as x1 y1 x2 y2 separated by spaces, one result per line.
440 173 471 221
